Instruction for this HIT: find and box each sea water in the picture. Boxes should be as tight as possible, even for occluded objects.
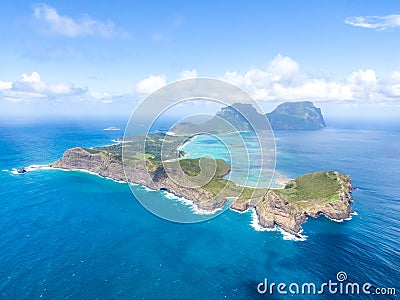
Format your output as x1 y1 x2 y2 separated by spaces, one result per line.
0 120 398 299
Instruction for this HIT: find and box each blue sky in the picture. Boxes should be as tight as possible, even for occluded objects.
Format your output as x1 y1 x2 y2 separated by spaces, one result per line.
1 0 400 120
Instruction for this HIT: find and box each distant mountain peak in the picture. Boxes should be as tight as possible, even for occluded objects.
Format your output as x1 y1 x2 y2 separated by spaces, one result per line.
171 101 326 134
267 101 326 130
216 103 267 131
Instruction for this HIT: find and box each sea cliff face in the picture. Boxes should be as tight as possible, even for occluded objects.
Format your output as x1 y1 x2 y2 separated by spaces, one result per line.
51 147 353 238
51 147 125 181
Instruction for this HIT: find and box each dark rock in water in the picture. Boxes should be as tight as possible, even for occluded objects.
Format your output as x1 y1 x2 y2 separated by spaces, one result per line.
17 167 27 174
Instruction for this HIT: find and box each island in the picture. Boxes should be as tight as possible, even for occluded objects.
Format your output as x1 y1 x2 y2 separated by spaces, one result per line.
170 101 326 135
220 101 327 131
267 101 326 130
50 132 354 238
104 126 120 131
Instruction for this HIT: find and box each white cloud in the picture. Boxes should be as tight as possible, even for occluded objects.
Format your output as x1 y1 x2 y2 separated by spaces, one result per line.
178 69 197 80
268 54 299 81
345 14 400 31
90 91 116 103
2 64 400 108
219 55 400 103
222 71 244 87
136 75 167 95
22 72 41 83
271 79 352 101
389 72 400 97
391 71 400 80
346 69 378 100
0 80 12 90
347 69 377 85
0 72 86 102
33 3 120 38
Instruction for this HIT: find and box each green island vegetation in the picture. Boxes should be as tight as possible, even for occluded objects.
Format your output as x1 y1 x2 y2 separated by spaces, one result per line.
78 132 350 208
276 171 346 202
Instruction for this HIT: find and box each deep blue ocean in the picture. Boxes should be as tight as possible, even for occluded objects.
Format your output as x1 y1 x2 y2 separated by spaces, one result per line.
0 119 399 299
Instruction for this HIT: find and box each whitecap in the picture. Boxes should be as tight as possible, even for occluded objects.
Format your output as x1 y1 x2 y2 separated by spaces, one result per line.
324 214 353 223
160 190 222 215
142 186 156 192
278 227 307 241
248 208 307 241
49 167 126 184
11 164 52 174
249 208 276 232
327 217 344 223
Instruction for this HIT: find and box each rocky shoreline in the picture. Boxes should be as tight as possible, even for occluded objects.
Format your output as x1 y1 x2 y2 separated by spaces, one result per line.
231 177 353 238
50 147 354 238
50 147 229 211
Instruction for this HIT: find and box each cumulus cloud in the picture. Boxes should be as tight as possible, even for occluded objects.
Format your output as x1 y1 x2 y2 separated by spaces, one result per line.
2 61 400 108
22 72 41 83
0 72 86 102
90 91 114 103
178 69 197 80
388 72 400 97
136 75 167 95
220 54 400 103
0 80 12 90
130 58 400 104
33 3 121 38
268 54 299 81
347 69 377 85
345 14 400 31
222 71 244 87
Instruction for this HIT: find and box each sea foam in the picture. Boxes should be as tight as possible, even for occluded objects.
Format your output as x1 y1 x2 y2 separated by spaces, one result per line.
249 208 307 241
160 190 222 215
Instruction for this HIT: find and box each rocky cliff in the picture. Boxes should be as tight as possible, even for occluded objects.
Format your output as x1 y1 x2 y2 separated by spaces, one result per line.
231 171 353 237
50 147 229 211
